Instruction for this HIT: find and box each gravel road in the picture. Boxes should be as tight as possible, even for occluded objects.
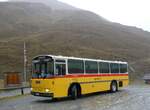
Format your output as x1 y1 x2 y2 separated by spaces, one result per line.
0 84 150 110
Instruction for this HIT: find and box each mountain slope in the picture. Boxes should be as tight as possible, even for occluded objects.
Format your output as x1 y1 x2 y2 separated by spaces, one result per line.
0 2 54 39
10 0 77 10
0 1 150 80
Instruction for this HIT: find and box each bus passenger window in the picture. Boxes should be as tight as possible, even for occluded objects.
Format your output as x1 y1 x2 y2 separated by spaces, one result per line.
120 64 128 73
110 63 119 74
99 62 109 73
85 61 98 74
68 59 84 74
55 64 66 75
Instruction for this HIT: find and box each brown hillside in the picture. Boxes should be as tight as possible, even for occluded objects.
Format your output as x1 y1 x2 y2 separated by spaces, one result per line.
0 1 150 80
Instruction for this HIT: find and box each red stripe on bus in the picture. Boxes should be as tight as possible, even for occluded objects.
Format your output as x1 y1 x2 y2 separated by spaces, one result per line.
60 74 128 78
32 73 128 79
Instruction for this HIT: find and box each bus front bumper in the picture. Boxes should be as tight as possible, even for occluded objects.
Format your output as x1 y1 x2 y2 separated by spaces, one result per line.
31 92 53 97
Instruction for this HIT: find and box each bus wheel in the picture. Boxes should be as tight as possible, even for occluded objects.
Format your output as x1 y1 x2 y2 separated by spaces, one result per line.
70 85 78 100
110 81 118 93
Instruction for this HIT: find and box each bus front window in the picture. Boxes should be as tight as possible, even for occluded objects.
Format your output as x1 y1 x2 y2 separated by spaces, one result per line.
32 61 54 78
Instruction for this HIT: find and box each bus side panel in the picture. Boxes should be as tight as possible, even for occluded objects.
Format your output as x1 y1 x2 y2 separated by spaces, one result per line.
120 76 129 87
80 77 110 94
101 75 129 89
53 78 70 98
80 75 129 95
51 75 129 98
81 82 111 94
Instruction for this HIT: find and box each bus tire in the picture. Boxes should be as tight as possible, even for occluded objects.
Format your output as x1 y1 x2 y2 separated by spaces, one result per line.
110 81 118 93
70 85 78 100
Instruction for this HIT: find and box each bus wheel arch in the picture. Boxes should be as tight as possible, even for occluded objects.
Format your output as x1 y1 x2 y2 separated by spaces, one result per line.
68 83 81 99
110 80 118 93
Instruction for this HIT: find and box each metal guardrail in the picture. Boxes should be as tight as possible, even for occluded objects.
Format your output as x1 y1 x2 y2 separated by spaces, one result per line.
0 86 30 95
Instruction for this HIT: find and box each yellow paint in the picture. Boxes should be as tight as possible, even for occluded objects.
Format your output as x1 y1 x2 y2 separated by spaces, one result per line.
31 75 129 98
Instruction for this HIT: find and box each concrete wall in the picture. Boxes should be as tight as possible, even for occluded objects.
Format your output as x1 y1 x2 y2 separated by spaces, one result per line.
0 79 4 89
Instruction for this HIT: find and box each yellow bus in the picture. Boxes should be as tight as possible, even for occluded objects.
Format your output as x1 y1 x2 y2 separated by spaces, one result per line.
31 55 129 99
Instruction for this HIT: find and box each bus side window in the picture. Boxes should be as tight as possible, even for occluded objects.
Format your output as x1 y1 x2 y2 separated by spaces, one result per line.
55 64 66 75
120 64 127 73
99 62 109 73
110 63 119 74
55 65 59 75
85 61 98 74
68 59 84 74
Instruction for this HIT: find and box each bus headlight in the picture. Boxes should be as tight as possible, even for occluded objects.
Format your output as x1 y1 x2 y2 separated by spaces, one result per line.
45 89 50 92
31 88 33 91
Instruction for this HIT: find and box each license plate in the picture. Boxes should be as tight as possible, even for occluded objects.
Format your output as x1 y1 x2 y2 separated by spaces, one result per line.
35 93 39 95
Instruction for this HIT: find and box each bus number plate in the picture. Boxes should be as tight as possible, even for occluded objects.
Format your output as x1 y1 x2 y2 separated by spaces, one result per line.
36 80 41 84
36 93 39 96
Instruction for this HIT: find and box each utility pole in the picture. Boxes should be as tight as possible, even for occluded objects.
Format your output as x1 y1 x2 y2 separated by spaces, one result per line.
23 41 27 84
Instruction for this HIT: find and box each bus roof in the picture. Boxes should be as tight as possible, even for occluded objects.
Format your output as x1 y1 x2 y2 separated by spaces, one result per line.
33 54 128 64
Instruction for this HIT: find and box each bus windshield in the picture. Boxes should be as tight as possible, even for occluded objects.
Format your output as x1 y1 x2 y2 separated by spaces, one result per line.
32 60 54 78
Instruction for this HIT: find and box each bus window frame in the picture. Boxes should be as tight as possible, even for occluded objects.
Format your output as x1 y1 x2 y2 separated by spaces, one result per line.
110 63 120 74
68 59 84 74
54 59 66 76
99 62 110 74
120 63 128 73
85 60 98 74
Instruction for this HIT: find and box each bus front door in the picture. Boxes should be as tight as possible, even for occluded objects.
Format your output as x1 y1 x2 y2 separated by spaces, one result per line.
55 63 66 76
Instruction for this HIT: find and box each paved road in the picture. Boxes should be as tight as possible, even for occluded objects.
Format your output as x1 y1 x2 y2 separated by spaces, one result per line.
0 84 150 110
